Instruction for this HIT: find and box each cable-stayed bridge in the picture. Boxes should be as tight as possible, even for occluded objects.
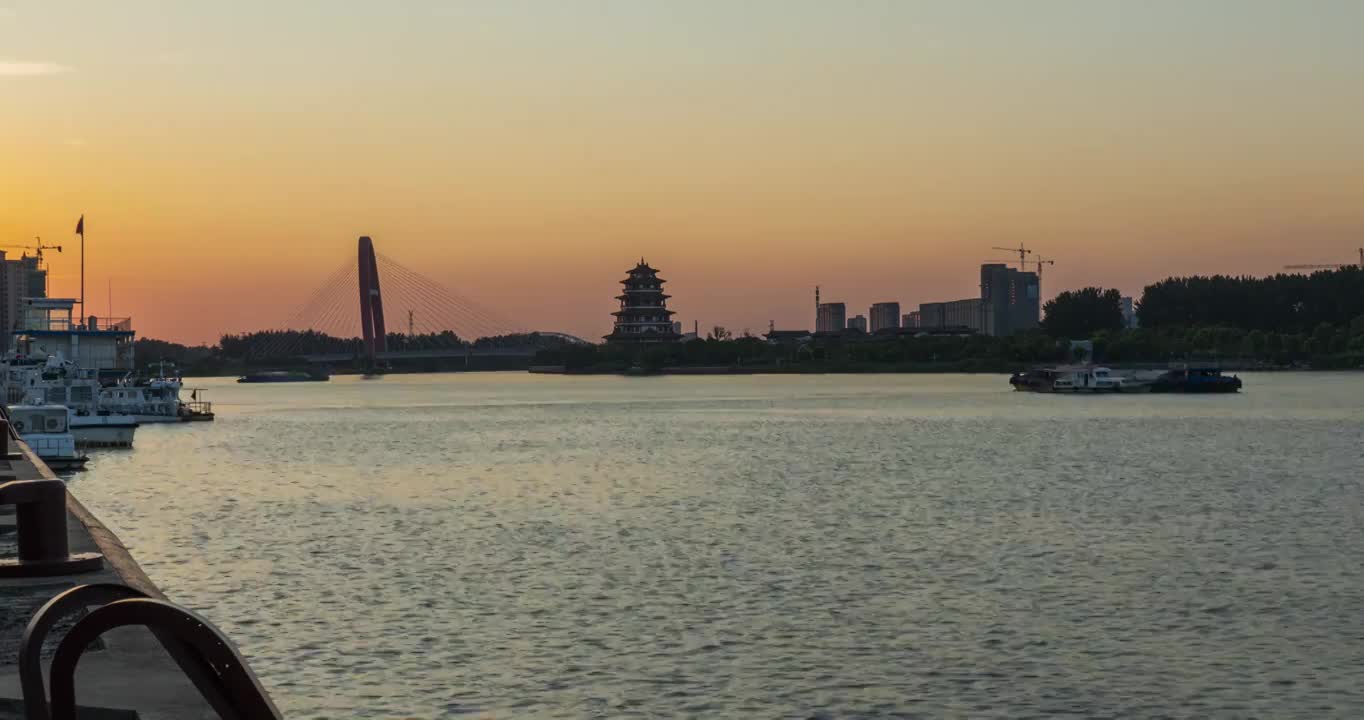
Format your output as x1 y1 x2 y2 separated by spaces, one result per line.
243 236 591 365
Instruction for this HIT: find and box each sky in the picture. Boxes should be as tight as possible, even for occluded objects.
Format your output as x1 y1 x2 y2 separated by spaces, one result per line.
3 0 1364 344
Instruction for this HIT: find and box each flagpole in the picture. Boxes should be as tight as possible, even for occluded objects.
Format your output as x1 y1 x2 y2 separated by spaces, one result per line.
76 214 85 323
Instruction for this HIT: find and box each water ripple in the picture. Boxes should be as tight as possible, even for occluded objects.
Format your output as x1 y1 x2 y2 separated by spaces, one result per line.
70 372 1364 718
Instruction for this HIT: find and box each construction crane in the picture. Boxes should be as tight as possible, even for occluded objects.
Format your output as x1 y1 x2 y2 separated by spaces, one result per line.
991 254 1054 281
1284 248 1363 271
1030 257 1055 283
0 237 63 296
992 244 1033 270
0 236 63 266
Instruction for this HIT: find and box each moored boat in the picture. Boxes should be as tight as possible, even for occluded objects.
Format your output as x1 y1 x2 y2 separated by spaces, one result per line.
2 356 141 446
8 403 89 470
101 363 214 423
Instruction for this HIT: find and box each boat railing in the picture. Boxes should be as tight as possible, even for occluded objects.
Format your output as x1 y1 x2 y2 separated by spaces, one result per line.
17 317 133 333
184 399 213 415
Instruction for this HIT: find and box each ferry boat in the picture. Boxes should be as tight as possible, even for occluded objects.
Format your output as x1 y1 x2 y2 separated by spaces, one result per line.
6 298 212 423
8 404 89 471
101 362 214 423
238 368 329 383
1149 366 1243 393
1010 365 1148 393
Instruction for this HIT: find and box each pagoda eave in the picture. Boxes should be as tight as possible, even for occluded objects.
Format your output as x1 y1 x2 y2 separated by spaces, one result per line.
603 333 682 343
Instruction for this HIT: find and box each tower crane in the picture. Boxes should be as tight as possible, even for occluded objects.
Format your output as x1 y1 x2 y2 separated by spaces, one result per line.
991 254 1054 281
0 237 63 265
1030 257 1055 283
1284 247 1363 271
992 244 1033 270
0 237 63 295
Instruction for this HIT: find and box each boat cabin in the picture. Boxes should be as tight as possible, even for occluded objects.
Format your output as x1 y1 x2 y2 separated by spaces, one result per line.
8 404 71 435
10 298 135 371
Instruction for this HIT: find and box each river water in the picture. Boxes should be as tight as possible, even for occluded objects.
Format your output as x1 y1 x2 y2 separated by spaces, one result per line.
70 372 1364 718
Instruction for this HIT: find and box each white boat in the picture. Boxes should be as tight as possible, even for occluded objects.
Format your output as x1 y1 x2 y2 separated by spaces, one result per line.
3 356 140 446
6 298 211 424
100 377 186 423
1010 365 1150 393
8 404 88 471
100 362 213 423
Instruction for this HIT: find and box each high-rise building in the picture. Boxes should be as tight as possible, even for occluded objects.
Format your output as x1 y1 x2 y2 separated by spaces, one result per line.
847 314 868 333
869 302 900 332
979 263 1039 336
903 311 921 328
918 302 946 329
0 252 48 352
918 299 983 332
816 302 846 333
1120 296 1138 329
604 259 680 343
944 299 983 331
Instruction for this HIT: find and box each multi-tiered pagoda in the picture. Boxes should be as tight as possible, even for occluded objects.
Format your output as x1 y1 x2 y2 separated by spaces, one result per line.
605 259 680 343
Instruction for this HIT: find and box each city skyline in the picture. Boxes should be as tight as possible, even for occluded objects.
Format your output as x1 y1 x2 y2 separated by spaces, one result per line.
6 1 1364 344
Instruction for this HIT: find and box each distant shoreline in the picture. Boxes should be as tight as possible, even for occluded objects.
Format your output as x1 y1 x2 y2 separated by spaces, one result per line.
526 363 1354 377
174 360 1360 379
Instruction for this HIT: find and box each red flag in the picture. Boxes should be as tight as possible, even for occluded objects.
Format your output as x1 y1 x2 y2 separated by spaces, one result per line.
75 215 84 235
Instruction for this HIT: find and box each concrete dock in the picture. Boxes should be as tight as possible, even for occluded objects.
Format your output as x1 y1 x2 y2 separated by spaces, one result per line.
0 439 218 719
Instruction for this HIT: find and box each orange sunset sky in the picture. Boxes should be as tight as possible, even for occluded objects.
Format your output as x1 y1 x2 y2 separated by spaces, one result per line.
4 1 1364 344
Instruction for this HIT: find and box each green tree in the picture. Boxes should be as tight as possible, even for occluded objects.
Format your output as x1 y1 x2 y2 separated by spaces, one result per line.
1310 322 1337 355
1041 287 1124 338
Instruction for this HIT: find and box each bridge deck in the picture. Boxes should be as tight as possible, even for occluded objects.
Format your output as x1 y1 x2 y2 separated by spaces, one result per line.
300 346 540 362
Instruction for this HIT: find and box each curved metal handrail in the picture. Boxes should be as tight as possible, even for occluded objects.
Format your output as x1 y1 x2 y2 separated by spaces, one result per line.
39 595 281 720
18 583 148 720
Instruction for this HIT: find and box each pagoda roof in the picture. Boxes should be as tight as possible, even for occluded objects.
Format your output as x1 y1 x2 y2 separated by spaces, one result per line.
613 309 676 317
616 293 670 300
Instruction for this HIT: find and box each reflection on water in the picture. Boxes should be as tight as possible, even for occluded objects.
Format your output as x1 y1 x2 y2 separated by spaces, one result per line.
71 372 1364 718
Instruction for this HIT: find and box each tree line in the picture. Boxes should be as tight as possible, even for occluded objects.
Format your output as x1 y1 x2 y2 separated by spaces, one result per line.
1037 266 1364 367
1043 267 1364 337
134 330 577 375
1138 267 1364 332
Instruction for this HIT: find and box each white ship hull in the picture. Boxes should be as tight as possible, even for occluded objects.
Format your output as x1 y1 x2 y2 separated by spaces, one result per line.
127 413 185 424
70 416 139 448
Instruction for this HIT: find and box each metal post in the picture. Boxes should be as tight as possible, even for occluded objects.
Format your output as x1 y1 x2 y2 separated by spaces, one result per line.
0 479 103 577
15 481 68 564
